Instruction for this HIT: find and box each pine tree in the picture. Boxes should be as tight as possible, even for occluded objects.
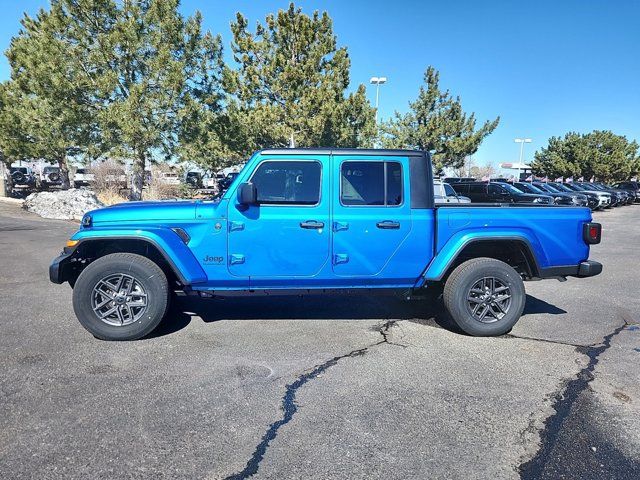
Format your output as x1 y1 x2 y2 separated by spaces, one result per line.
60 0 225 200
380 67 499 172
226 3 376 155
0 0 226 200
532 130 640 181
0 6 96 188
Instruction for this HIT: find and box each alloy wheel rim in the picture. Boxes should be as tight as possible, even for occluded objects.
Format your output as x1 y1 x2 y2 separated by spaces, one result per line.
466 276 512 323
91 273 148 326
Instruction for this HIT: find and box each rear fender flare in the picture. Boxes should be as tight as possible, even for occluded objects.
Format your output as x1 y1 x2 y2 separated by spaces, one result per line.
421 229 546 282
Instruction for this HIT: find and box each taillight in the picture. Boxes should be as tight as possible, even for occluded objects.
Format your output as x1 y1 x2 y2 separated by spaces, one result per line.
583 222 601 245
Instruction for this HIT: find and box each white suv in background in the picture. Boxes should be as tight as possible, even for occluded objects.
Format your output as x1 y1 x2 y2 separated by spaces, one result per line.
73 168 95 188
434 179 471 204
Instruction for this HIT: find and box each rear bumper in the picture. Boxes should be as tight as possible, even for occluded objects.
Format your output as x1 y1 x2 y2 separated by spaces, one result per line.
538 260 603 279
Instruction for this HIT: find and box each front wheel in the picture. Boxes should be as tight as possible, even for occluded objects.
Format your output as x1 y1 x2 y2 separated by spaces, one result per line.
72 253 169 340
443 258 525 336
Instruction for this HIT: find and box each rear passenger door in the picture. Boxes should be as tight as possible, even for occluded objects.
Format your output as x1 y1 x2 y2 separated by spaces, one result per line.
331 156 412 278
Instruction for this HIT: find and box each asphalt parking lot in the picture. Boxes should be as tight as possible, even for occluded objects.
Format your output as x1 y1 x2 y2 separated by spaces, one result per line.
1 201 639 480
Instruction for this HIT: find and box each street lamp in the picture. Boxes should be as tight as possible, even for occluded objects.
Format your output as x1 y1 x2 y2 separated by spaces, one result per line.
514 138 532 180
370 76 387 123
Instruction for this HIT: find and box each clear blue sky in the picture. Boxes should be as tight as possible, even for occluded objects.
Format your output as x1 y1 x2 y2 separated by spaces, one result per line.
1 0 639 169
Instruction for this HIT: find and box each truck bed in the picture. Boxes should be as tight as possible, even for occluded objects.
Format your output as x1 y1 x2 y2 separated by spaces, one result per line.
432 205 592 274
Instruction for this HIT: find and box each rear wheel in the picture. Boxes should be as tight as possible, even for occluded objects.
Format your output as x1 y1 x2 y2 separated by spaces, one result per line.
72 253 169 340
443 257 525 336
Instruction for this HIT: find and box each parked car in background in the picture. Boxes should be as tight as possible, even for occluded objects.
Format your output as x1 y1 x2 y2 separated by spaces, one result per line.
202 171 224 189
185 171 203 188
157 171 180 186
532 182 593 209
612 181 639 202
575 182 626 206
434 179 470 204
451 181 553 204
105 169 128 188
9 166 37 189
218 172 239 192
513 182 576 206
587 182 634 205
73 168 95 188
559 183 613 208
40 166 63 189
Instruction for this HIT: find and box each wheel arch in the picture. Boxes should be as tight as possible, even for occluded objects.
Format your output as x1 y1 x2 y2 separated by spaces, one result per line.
59 236 194 288
427 237 541 282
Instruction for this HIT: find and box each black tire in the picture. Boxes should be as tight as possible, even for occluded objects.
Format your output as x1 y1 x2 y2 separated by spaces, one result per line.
443 257 525 336
72 253 169 341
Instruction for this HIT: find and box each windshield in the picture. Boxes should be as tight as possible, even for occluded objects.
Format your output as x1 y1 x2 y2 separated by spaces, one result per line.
536 183 559 193
516 183 545 194
499 183 525 194
444 183 456 196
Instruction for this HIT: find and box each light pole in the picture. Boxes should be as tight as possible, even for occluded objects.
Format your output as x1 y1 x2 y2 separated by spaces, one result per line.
514 138 532 180
370 76 387 123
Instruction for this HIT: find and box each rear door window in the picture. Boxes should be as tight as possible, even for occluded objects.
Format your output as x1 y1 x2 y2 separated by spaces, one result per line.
341 161 402 206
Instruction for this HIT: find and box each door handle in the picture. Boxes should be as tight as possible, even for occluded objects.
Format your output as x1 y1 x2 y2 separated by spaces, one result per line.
376 220 400 229
300 220 324 229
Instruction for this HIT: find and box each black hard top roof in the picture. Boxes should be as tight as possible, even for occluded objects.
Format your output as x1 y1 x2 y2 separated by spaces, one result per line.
259 148 426 157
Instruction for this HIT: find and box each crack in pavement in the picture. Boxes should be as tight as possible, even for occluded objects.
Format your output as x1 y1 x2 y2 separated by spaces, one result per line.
224 321 400 480
504 333 587 349
518 320 629 479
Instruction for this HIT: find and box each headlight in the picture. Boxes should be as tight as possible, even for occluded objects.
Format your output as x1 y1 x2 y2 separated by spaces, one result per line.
533 197 546 203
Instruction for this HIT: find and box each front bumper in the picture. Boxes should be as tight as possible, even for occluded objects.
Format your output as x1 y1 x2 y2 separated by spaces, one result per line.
49 252 75 284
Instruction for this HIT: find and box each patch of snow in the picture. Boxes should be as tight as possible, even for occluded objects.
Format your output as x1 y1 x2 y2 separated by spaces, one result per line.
23 189 104 220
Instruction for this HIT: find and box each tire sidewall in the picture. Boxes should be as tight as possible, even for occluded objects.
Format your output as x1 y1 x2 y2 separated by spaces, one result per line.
447 261 525 336
72 255 168 340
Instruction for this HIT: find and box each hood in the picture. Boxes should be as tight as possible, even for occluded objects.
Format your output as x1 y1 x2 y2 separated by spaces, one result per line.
89 200 202 224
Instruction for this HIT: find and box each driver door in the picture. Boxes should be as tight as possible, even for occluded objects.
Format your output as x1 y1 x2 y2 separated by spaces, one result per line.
226 157 330 287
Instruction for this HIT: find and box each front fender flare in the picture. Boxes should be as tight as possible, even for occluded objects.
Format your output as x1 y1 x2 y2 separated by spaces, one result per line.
69 228 207 285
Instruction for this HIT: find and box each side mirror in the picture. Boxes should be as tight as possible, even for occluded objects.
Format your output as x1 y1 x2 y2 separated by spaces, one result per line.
237 182 257 207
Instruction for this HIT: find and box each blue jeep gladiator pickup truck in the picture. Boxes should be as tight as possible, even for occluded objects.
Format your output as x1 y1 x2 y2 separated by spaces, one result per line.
50 149 602 340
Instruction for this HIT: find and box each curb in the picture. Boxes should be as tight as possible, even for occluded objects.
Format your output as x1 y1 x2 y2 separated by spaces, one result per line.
0 196 25 205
